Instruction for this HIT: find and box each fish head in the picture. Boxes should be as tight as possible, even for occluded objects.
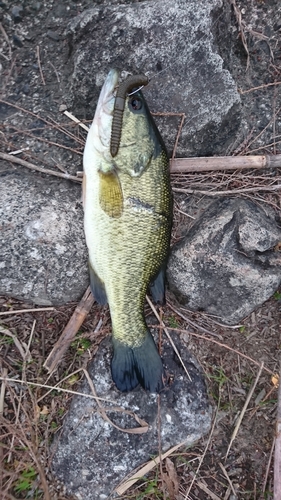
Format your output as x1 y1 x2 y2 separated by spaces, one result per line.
114 88 163 177
84 69 165 181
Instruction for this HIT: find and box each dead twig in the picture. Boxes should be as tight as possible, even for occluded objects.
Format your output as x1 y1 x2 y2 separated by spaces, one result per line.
167 302 223 339
0 376 117 404
225 362 264 459
274 365 281 499
264 436 275 494
219 462 237 497
43 287 94 373
0 151 82 183
3 146 281 184
0 23 12 61
154 112 186 164
36 45 45 86
0 326 30 361
172 113 185 162
0 307 54 316
171 154 281 172
0 368 8 415
184 401 220 499
115 441 187 496
239 81 281 94
64 111 90 132
157 394 166 500
38 368 84 403
48 60 60 83
189 475 223 500
229 0 249 70
0 99 85 145
163 326 274 376
83 369 149 434
174 183 281 196
146 296 192 382
239 107 281 155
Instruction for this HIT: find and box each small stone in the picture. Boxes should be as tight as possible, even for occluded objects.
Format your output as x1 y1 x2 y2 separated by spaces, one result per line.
47 30 60 41
59 104 67 112
32 2 42 12
12 34 23 47
22 83 30 95
11 5 24 23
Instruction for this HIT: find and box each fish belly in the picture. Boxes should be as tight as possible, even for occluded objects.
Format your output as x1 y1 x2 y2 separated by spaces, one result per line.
84 155 171 392
86 182 167 341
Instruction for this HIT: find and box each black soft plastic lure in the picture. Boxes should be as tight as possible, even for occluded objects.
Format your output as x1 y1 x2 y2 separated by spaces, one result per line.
110 74 149 157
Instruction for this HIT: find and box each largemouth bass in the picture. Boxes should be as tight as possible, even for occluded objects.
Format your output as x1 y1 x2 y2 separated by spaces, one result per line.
83 69 172 392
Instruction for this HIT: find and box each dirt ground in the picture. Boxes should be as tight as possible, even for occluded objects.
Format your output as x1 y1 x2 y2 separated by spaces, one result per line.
1 0 281 499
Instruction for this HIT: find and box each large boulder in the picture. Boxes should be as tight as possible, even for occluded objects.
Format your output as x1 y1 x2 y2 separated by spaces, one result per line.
52 331 212 499
0 0 242 305
0 171 88 305
65 0 241 157
167 198 281 325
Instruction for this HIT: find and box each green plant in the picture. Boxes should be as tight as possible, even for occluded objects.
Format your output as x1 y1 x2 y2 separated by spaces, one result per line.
136 477 163 499
0 334 14 345
167 315 180 328
13 466 38 495
71 334 91 353
209 367 228 387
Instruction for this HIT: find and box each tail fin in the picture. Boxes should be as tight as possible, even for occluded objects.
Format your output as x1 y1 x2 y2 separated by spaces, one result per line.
111 332 163 393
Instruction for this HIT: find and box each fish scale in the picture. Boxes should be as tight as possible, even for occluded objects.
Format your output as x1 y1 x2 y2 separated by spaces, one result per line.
88 153 171 347
83 69 172 392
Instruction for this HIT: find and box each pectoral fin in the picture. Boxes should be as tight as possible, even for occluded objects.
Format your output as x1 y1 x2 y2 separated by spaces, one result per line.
89 261 107 305
99 170 123 218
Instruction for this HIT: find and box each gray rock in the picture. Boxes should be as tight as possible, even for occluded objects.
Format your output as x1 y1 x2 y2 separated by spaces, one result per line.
65 0 241 157
167 198 281 325
52 331 212 500
0 171 88 305
46 30 60 41
0 0 241 306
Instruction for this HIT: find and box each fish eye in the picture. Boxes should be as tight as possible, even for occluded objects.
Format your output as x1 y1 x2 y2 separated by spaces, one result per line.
129 97 142 112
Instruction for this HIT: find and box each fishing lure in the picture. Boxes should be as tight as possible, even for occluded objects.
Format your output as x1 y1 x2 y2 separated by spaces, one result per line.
110 74 149 157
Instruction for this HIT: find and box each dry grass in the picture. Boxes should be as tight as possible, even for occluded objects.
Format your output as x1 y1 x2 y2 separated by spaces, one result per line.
0 289 280 499
1 2 281 497
1 115 281 497
1 108 281 497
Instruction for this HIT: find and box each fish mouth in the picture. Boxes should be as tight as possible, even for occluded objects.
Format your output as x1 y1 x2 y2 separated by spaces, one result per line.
97 69 119 118
95 69 119 151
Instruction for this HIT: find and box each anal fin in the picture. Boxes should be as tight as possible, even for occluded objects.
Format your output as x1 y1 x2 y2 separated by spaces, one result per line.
89 261 107 305
150 265 166 305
